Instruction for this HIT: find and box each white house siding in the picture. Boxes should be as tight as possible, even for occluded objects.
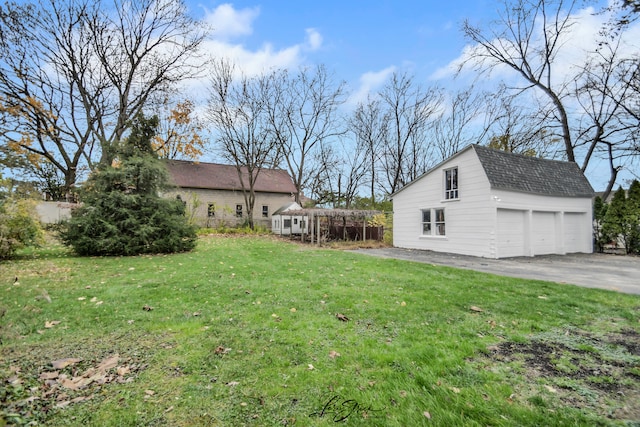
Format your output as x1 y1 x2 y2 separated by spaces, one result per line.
393 147 594 259
393 148 496 258
165 188 293 228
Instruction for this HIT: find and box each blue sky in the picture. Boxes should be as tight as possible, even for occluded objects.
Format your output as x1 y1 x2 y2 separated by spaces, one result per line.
184 1 496 99
183 1 639 190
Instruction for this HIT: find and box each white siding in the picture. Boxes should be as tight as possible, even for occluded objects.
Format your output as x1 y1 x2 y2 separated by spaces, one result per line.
393 148 496 258
393 148 594 258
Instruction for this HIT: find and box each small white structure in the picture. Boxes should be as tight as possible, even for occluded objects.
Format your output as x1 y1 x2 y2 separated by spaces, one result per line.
392 144 594 258
271 202 308 235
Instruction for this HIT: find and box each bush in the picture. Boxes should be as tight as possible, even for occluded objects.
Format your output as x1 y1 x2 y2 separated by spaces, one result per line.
0 196 44 259
60 114 197 256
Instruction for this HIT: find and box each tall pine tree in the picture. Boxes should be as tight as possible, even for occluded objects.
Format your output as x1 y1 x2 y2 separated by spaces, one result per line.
61 114 197 256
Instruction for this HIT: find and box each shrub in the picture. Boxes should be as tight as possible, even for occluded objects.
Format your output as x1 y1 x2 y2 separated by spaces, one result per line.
0 196 44 259
60 114 197 256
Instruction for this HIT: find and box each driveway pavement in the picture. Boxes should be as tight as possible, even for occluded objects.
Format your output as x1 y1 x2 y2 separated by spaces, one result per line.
351 248 640 295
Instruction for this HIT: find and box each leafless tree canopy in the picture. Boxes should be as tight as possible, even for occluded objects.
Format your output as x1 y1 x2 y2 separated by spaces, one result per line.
462 0 640 199
206 59 282 227
0 0 207 192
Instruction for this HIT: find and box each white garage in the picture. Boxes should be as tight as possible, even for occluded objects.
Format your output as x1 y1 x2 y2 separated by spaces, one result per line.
392 144 595 259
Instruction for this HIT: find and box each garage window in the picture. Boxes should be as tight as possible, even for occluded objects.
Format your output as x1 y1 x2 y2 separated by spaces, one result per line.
422 208 446 236
444 167 458 200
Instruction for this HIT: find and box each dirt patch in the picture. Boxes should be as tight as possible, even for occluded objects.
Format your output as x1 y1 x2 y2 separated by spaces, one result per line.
479 327 640 422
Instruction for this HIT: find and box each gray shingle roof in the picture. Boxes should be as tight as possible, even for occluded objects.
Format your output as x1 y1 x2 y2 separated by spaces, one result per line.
472 145 594 197
165 160 297 194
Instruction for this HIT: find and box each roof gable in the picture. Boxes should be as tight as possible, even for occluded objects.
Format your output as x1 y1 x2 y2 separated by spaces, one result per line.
472 145 594 197
165 160 297 194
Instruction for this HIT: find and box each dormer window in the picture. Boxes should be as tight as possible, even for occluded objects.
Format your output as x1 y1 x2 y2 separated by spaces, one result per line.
444 167 458 200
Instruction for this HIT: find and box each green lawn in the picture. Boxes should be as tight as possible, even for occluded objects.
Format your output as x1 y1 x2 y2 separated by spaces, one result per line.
1 235 639 426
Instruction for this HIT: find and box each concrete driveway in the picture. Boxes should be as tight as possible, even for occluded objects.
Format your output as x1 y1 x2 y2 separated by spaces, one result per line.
352 248 640 295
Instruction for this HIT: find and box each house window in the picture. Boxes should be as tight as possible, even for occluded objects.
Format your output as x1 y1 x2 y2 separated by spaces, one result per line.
444 167 458 200
422 210 431 235
422 208 446 236
294 218 298 225
207 203 215 217
236 204 243 217
262 205 269 218
284 219 292 228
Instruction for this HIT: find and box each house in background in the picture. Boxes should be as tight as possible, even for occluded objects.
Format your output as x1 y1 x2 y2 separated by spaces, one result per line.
271 201 308 235
392 144 594 258
164 160 297 229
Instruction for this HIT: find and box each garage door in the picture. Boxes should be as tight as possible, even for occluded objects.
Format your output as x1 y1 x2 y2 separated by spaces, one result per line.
497 209 526 258
532 211 557 255
564 212 586 253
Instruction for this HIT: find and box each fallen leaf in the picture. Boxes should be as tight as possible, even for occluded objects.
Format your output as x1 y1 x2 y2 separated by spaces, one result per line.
142 305 153 311
328 350 341 359
226 381 239 387
164 406 174 413
544 385 557 393
44 320 61 328
423 411 432 419
51 358 82 369
399 390 407 398
290 308 297 313
95 301 103 306
307 364 314 370
117 366 130 376
214 346 231 355
39 371 59 380
469 306 483 312
336 313 349 322
40 289 52 303
400 301 407 306
450 387 461 394
145 390 155 396
538 295 548 299
90 297 97 302
78 297 86 301
96 354 119 372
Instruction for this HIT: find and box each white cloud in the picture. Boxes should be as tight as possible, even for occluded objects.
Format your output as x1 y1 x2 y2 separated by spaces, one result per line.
432 4 640 86
305 28 323 51
348 66 396 106
203 3 259 40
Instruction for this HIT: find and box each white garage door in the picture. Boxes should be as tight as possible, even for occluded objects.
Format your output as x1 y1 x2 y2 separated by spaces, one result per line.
497 209 526 258
564 212 586 253
532 211 557 255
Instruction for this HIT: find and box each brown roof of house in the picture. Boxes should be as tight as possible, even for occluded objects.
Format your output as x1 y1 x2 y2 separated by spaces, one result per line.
165 160 297 194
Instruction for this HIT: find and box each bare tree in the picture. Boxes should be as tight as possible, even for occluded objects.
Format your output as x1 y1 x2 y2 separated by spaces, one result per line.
484 89 559 157
266 65 348 204
0 0 207 194
349 96 388 202
574 41 640 198
206 60 281 228
462 0 577 161
378 72 443 195
462 0 640 197
431 88 489 160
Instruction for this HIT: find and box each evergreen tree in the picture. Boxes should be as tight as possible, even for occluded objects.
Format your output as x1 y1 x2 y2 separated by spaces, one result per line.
592 196 608 252
602 186 634 253
60 114 197 256
627 180 640 253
